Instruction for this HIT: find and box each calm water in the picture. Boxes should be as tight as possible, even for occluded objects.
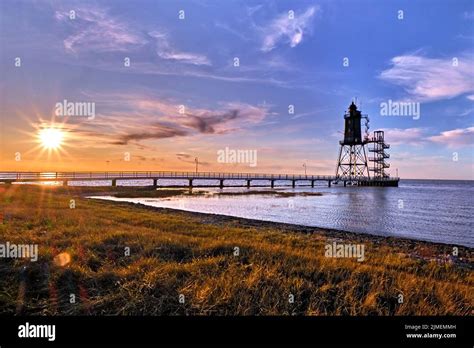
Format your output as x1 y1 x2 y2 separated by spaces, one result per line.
90 179 474 248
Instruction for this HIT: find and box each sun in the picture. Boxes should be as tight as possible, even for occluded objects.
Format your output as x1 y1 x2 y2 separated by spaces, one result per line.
38 128 64 150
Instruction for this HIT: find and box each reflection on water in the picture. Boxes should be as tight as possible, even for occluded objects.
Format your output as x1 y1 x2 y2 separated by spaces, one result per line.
92 179 472 247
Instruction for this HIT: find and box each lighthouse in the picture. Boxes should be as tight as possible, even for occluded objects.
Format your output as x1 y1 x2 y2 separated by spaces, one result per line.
335 102 396 186
335 102 370 182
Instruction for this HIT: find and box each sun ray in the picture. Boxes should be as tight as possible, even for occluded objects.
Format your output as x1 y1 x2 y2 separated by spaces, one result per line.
38 128 63 150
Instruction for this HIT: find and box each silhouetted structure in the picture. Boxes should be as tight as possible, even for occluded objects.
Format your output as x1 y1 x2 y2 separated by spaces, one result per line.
335 102 398 186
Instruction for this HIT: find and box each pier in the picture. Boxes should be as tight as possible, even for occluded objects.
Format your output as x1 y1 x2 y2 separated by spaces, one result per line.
0 171 399 187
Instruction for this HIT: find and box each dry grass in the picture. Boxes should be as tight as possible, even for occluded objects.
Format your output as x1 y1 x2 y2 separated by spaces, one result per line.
0 184 472 315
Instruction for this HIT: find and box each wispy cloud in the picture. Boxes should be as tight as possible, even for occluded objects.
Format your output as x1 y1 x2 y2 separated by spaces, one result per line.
247 5 264 17
148 31 211 66
118 62 293 88
176 152 210 166
380 127 428 146
55 7 146 53
112 103 267 144
53 5 310 87
379 53 474 102
111 124 188 145
428 126 474 148
463 11 474 20
460 107 474 116
55 6 210 67
64 92 269 146
181 103 267 134
261 6 319 52
382 126 474 148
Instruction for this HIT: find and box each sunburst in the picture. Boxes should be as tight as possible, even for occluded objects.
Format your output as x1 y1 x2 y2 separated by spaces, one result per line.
38 127 64 150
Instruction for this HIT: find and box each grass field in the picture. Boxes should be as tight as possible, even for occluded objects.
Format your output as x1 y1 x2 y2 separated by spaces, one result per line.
0 184 472 315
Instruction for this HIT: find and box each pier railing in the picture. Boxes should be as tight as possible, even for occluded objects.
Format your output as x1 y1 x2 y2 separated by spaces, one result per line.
0 171 400 186
0 171 340 181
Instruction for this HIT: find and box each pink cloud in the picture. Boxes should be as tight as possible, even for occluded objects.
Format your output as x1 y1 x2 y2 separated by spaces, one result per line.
379 127 427 146
379 54 474 102
148 31 211 66
56 7 146 53
428 127 474 148
54 92 270 146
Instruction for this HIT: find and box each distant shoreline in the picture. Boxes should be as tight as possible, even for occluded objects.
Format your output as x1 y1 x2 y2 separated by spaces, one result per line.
100 197 474 260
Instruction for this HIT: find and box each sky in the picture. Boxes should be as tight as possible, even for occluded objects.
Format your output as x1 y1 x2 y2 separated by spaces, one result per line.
0 0 473 179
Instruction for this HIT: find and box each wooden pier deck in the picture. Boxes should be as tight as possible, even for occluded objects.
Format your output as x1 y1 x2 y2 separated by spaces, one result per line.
0 171 399 187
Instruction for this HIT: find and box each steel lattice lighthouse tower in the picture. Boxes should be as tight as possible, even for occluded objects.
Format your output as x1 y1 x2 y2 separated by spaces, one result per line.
335 102 370 182
335 102 398 186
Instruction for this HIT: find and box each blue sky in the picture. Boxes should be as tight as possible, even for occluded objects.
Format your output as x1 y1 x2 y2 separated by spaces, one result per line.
0 0 473 179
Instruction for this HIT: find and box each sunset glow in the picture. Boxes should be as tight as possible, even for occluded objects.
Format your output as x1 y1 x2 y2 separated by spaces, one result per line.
38 128 64 150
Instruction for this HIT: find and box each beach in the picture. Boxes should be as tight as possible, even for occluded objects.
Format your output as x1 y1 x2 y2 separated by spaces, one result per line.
0 185 472 315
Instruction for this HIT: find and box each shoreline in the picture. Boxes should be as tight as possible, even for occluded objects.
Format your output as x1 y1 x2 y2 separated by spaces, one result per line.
86 185 473 252
97 198 473 267
88 184 474 250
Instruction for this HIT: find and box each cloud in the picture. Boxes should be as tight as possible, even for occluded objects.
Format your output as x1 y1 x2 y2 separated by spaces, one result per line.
111 124 188 145
55 7 210 66
114 102 267 144
379 127 427 146
55 7 146 53
463 11 474 20
428 127 474 148
247 5 264 16
185 110 238 133
148 31 211 66
460 107 474 116
53 6 300 88
261 6 319 52
379 53 474 102
71 92 269 145
182 103 267 134
176 152 192 159
382 126 474 148
175 152 210 165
